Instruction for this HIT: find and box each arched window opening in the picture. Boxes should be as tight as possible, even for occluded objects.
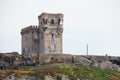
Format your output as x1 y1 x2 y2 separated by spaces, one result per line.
58 19 61 25
60 19 63 25
51 19 54 24
52 33 54 39
42 18 45 24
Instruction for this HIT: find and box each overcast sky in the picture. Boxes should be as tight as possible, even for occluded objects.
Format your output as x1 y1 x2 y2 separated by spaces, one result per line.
0 0 120 56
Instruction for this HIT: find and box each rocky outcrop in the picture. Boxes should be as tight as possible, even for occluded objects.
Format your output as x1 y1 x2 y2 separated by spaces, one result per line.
98 61 120 72
1 52 120 72
39 54 120 72
39 54 92 66
72 55 92 66
3 73 69 80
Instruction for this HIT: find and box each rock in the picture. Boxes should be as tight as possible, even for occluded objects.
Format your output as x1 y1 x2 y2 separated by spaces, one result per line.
99 61 112 69
99 61 120 72
44 74 69 80
39 54 92 66
72 56 92 66
108 64 120 72
58 74 69 80
39 54 73 64
44 76 55 80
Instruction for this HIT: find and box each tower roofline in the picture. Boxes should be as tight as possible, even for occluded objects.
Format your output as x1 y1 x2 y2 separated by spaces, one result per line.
21 25 38 35
38 12 64 19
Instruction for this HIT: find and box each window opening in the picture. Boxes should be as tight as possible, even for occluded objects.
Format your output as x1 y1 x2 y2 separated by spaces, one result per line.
52 33 54 39
50 44 55 52
58 19 61 25
51 19 54 24
42 18 45 24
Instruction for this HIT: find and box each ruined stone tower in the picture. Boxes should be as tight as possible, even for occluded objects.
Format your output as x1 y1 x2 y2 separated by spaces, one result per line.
38 13 63 54
21 25 39 54
21 13 63 54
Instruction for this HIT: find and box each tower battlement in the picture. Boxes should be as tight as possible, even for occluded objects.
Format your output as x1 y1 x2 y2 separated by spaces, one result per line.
38 13 63 19
21 25 38 35
38 13 63 28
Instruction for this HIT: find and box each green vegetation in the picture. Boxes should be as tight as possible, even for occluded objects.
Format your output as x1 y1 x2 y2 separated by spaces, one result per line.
74 66 109 80
0 63 120 80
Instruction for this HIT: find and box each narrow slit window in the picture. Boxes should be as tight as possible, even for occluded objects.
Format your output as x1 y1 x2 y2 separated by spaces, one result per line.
58 19 61 25
52 33 54 39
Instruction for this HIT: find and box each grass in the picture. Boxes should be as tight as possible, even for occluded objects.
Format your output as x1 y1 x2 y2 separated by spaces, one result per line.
74 66 109 80
0 63 120 80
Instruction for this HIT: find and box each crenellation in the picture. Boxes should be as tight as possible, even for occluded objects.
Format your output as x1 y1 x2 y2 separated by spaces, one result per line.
38 13 63 28
21 25 38 35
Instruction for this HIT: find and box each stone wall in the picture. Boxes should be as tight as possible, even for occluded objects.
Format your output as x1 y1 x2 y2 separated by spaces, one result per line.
39 54 92 66
21 25 39 54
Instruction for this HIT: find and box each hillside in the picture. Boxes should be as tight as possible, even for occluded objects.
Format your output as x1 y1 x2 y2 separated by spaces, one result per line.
0 63 120 80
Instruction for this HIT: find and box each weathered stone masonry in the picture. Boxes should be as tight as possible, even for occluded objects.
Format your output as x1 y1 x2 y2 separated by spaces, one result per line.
21 26 39 54
21 13 64 54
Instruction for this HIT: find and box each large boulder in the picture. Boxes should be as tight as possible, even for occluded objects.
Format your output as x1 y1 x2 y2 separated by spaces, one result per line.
99 61 120 72
72 56 92 66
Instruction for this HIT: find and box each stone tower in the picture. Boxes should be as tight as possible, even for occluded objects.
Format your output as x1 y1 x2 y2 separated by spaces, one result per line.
21 13 64 54
38 13 63 54
21 25 39 54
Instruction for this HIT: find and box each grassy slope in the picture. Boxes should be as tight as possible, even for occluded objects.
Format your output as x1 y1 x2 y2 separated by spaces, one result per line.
0 63 120 80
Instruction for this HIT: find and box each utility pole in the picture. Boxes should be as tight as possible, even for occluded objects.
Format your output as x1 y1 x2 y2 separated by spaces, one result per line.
86 44 88 56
